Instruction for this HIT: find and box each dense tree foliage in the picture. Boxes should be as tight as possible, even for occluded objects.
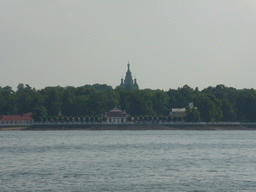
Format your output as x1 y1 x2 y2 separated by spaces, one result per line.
186 106 200 122
1 83 256 122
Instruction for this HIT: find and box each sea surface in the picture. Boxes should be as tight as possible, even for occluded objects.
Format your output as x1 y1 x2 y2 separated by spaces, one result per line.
1 130 256 192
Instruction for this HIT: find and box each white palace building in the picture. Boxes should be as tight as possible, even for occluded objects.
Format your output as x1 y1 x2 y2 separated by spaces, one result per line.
105 107 129 124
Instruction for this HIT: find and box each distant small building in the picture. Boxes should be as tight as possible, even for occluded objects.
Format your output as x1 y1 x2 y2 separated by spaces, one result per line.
57 111 62 117
170 108 186 117
105 107 129 123
169 102 196 117
0 113 34 125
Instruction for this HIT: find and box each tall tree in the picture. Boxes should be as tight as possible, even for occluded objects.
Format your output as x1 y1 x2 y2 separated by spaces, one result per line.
194 94 222 122
152 90 169 116
16 92 33 115
186 106 200 122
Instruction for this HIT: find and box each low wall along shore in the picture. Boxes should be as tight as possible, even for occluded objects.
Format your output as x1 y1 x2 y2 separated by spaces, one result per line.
12 123 256 130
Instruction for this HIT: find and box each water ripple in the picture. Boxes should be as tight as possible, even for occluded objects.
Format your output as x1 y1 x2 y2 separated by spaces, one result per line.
1 130 256 191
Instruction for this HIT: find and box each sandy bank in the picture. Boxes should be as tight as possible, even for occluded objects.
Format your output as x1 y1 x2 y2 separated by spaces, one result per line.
0 127 27 131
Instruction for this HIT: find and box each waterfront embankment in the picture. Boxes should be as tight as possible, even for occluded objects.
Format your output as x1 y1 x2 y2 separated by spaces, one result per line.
2 123 256 131
0 126 27 131
18 123 256 130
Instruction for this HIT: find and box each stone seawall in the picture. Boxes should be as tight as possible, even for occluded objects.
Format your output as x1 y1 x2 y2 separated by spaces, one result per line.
25 124 256 130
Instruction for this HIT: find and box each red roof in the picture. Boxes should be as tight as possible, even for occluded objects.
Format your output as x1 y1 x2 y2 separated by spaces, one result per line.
109 108 123 113
106 108 128 117
0 113 34 121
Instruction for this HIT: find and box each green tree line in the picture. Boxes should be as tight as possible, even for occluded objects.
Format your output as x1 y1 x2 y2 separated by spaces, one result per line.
0 83 256 122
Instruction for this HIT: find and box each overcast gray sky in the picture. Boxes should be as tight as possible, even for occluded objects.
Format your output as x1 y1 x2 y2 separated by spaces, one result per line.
1 0 256 91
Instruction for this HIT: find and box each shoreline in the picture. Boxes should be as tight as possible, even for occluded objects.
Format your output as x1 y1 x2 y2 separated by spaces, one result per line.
0 127 27 131
0 123 255 131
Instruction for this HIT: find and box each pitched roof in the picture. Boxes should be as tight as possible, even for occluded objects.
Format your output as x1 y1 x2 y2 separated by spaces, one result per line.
109 108 123 113
0 113 34 121
172 108 186 112
106 108 127 117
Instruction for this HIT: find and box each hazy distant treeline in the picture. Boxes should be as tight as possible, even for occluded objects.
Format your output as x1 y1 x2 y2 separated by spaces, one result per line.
0 83 255 122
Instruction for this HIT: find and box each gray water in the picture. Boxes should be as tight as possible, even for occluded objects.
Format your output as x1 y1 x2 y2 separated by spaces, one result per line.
1 130 256 192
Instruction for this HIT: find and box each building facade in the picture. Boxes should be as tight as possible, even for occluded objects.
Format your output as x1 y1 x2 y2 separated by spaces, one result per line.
169 103 196 117
120 62 139 89
105 107 129 123
0 113 34 125
169 108 186 117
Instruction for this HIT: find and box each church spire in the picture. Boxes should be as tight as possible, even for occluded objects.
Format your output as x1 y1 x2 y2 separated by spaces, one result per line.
120 62 139 89
127 61 130 71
